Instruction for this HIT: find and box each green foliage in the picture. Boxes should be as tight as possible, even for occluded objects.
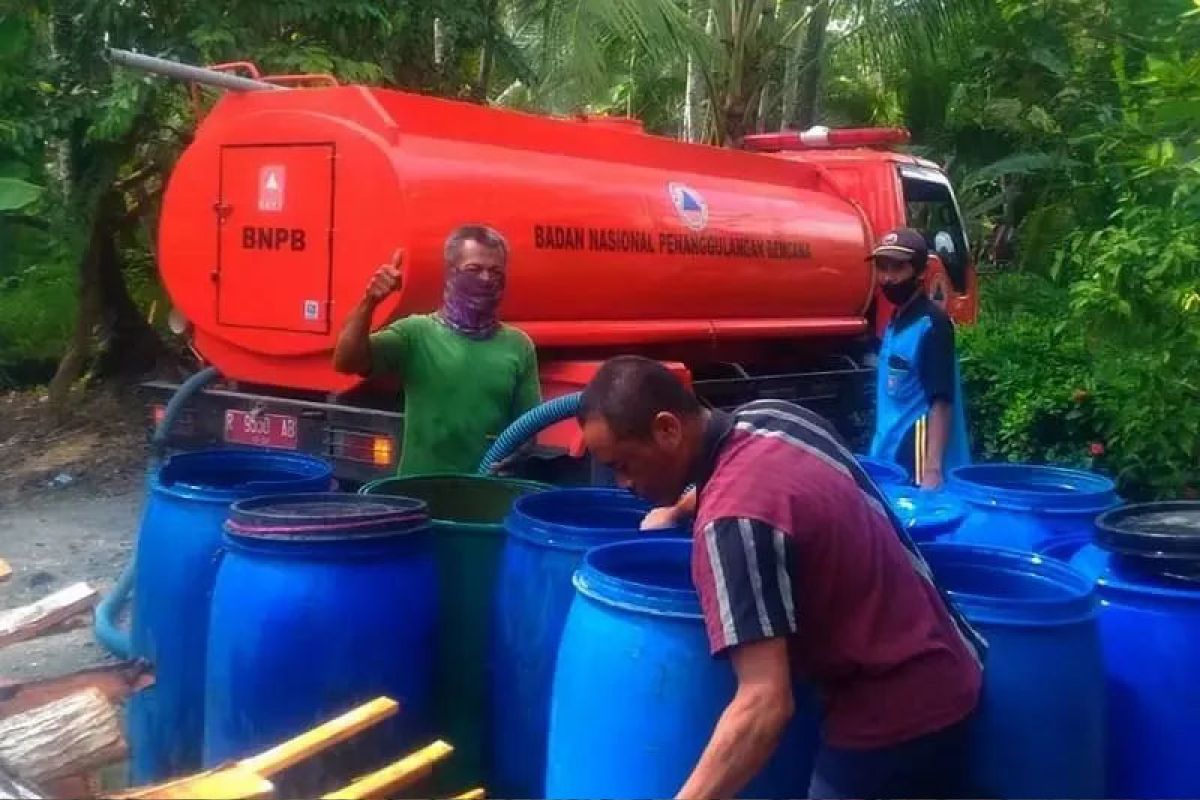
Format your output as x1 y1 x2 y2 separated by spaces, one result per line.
0 178 42 211
960 275 1100 468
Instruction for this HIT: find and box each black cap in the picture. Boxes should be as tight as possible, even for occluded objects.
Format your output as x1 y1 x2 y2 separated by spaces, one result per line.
869 227 928 266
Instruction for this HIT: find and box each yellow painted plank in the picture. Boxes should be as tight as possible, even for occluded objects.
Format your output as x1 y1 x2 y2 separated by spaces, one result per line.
321 740 453 800
239 696 399 778
452 788 486 800
116 765 274 799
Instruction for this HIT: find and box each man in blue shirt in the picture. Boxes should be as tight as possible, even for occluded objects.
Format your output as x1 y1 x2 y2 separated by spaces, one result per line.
867 228 970 488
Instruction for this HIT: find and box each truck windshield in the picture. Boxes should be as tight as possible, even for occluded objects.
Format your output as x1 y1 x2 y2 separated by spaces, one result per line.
899 166 969 292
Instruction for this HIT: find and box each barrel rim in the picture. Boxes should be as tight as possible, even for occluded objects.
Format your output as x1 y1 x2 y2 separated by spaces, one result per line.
152 447 333 501
946 463 1118 513
225 492 430 542
854 453 911 484
1095 500 1200 558
883 485 968 539
505 488 684 552
573 538 702 619
920 542 1097 624
359 472 552 532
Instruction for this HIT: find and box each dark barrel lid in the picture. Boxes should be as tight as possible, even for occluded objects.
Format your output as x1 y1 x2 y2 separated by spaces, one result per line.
1095 501 1200 585
225 492 430 541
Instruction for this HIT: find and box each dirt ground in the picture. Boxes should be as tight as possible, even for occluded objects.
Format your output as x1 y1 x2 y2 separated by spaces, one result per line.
0 386 147 679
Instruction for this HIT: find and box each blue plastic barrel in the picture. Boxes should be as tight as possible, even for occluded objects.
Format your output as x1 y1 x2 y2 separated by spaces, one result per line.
203 493 437 796
882 485 968 542
129 449 332 783
488 488 687 799
945 463 1119 550
855 453 910 487
1088 501 1200 799
547 538 819 799
921 543 1106 799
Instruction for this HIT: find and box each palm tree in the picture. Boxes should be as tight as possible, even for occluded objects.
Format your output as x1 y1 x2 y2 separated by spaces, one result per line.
491 0 982 145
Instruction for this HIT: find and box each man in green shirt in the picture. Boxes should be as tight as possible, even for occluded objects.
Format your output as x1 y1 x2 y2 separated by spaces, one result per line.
333 225 541 475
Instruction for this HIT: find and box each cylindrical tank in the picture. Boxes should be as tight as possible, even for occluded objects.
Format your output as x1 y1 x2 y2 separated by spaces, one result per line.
202 493 436 796
855 453 910 487
547 538 819 799
945 464 1119 550
158 87 874 391
920 543 1106 800
882 485 967 542
489 488 687 799
128 449 332 783
1087 501 1200 799
359 473 549 791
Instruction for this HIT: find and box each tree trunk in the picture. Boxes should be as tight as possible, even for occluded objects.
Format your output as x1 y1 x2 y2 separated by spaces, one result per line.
473 0 499 101
683 1 712 142
794 0 832 129
782 25 800 125
756 81 772 133
48 185 162 409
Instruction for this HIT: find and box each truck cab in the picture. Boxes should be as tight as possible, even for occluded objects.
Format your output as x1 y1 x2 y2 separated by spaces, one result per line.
745 128 977 334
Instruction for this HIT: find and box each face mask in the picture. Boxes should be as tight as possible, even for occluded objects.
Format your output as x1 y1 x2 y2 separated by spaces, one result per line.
438 267 504 339
881 277 919 306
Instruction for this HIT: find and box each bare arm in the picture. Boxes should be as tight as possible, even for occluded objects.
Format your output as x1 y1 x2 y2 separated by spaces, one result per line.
922 399 952 489
676 638 795 800
333 249 403 376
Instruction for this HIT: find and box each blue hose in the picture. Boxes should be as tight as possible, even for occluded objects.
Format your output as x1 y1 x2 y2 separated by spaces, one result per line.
477 392 582 475
94 366 221 659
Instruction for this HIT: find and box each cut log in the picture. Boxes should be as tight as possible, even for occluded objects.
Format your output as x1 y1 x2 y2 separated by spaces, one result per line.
41 772 99 799
0 688 125 783
0 662 154 719
321 740 453 799
0 583 98 649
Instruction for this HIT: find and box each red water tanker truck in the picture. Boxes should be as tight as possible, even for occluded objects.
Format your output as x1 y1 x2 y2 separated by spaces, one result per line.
123 51 979 484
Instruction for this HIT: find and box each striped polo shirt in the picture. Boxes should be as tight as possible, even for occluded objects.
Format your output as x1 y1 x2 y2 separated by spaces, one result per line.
691 399 985 748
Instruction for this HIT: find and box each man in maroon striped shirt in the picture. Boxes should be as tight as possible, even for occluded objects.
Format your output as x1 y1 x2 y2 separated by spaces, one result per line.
579 355 985 800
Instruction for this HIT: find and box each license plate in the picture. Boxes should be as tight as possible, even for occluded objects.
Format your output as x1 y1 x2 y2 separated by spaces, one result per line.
223 409 299 450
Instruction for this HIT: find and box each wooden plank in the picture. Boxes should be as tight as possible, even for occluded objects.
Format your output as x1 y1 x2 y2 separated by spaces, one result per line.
321 741 453 800
0 688 125 783
452 788 486 800
115 766 273 800
0 661 153 719
0 583 98 649
239 696 399 779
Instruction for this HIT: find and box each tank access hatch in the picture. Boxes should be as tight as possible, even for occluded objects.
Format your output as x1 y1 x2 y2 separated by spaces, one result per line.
216 143 335 335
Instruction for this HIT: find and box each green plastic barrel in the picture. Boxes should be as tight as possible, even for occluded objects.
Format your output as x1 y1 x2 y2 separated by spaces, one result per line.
359 473 550 791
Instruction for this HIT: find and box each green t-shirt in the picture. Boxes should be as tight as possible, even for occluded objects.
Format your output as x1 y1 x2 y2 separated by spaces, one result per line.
369 314 541 476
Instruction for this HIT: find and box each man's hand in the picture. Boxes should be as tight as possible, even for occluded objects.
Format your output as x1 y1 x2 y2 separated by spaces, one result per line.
641 505 682 531
334 248 403 375
920 465 944 491
641 487 697 531
365 249 403 306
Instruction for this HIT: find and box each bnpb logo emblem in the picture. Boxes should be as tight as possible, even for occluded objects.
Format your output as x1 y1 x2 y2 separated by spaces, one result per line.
668 183 708 231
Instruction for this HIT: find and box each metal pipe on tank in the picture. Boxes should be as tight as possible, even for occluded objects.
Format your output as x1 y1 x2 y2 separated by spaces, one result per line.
106 48 286 92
